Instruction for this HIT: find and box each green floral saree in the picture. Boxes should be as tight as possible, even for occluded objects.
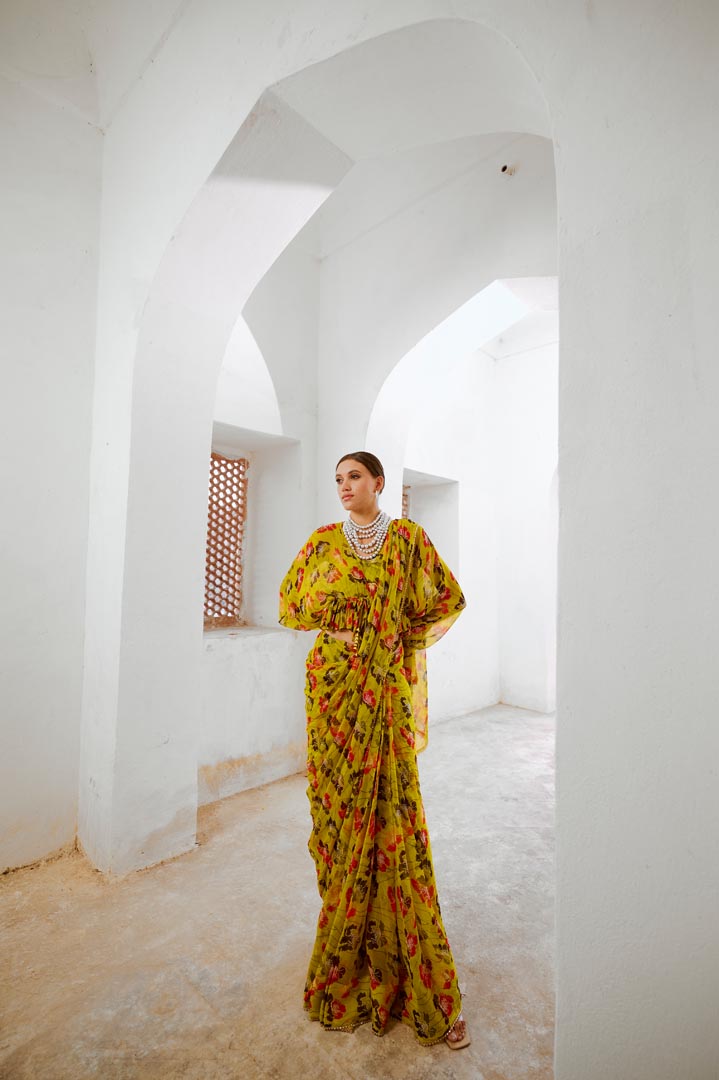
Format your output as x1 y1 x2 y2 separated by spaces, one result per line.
279 517 466 1045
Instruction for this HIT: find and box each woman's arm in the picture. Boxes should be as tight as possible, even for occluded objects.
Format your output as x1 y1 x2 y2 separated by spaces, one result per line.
278 536 324 630
279 533 357 641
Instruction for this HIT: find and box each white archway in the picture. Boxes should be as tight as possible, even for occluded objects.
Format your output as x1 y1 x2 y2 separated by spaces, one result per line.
79 18 551 882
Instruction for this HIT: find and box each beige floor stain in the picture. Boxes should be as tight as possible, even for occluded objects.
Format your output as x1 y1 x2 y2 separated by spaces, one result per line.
0 704 555 1079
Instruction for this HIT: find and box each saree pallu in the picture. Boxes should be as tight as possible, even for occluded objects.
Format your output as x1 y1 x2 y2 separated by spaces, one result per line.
279 519 466 1045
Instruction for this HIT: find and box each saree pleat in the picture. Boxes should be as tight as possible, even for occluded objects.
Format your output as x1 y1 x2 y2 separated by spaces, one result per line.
279 519 466 1045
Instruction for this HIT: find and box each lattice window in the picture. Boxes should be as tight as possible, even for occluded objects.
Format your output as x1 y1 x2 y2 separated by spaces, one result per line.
204 452 249 628
402 484 411 520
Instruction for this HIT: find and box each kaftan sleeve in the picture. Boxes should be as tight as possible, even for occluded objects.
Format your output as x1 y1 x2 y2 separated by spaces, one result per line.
398 525 466 755
278 533 324 631
401 526 466 651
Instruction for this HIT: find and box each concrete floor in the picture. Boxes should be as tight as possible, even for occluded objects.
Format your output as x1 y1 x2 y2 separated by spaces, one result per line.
0 704 555 1080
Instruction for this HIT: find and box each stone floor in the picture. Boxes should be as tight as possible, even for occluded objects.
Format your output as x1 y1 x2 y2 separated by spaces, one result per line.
0 704 555 1079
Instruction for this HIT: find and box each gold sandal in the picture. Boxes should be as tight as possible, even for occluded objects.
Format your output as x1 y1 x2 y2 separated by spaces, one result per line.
445 1012 471 1050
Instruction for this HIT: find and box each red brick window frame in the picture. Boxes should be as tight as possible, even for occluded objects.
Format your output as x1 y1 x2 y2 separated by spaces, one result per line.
402 484 411 520
203 452 249 629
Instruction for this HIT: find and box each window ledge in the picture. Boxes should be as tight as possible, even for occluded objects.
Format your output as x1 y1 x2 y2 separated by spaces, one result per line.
203 624 287 641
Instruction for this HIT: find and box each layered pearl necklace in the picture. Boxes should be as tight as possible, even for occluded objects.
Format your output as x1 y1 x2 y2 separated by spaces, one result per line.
343 508 391 560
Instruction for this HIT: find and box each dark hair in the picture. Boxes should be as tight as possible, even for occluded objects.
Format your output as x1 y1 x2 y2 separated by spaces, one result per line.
335 450 385 484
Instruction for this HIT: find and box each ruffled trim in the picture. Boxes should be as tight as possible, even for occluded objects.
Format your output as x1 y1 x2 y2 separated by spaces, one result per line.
304 1000 463 1048
320 593 370 633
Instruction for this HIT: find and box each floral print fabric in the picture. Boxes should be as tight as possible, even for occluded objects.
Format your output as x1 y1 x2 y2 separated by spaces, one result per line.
278 518 466 1045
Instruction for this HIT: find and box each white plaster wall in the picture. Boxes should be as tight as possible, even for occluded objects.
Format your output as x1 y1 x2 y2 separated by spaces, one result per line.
198 626 308 804
404 352 501 723
243 239 322 506
3 6 719 1078
316 132 558 514
198 234 325 793
0 2 99 123
198 434 314 795
495 340 558 711
276 18 549 155
403 475 459 572
0 76 101 870
410 357 499 719
214 317 282 435
392 326 558 722
78 92 351 876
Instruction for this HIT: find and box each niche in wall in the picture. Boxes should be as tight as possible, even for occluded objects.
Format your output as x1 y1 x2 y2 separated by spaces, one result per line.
402 467 460 572
210 423 301 629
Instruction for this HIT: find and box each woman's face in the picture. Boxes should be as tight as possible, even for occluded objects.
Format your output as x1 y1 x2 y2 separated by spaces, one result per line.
335 459 384 515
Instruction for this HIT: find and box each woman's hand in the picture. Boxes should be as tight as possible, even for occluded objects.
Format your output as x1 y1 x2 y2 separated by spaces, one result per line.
327 629 354 645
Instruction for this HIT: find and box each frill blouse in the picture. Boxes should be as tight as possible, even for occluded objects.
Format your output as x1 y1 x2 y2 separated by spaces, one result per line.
279 518 466 751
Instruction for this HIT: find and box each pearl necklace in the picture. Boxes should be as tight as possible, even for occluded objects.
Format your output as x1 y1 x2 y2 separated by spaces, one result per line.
343 509 391 560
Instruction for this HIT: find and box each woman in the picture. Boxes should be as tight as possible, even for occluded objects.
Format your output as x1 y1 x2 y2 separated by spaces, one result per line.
278 451 470 1050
